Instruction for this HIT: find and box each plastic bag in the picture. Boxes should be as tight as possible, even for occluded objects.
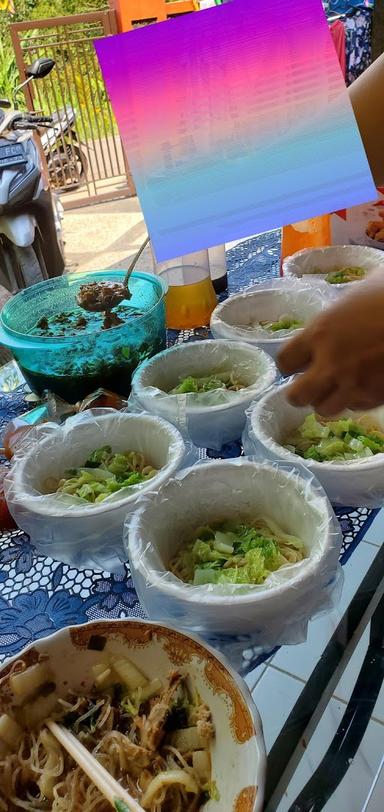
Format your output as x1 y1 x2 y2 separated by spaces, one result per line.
282 244 384 289
129 339 277 450
210 277 333 360
5 408 195 573
243 379 384 507
125 457 343 667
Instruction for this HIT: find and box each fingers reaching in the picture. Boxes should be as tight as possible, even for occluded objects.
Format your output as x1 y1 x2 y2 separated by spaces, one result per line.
277 331 312 375
314 387 353 417
285 368 336 409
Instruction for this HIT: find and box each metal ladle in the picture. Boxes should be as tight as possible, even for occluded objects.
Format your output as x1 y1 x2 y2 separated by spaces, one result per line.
76 236 150 315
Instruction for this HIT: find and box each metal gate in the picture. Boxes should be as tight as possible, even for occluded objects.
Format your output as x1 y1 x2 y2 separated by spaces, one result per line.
10 11 136 209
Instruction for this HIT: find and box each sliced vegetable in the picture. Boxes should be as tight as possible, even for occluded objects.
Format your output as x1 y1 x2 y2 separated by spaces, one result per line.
171 518 305 585
136 678 163 703
93 667 114 690
110 657 147 691
170 726 209 754
19 691 58 729
325 266 366 284
192 750 211 784
0 713 23 749
285 413 384 462
10 662 53 700
51 446 158 503
141 770 199 809
259 314 304 333
170 371 245 395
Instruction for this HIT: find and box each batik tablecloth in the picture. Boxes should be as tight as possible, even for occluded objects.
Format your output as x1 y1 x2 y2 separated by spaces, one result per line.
0 231 378 674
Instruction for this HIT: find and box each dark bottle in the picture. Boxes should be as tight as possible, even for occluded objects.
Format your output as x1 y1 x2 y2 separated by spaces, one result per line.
208 245 228 293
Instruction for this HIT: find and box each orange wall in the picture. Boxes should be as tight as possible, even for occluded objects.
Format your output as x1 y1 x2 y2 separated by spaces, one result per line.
110 0 199 33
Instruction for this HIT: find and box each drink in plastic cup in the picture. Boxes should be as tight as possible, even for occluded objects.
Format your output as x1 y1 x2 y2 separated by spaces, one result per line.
281 215 331 274
158 265 217 330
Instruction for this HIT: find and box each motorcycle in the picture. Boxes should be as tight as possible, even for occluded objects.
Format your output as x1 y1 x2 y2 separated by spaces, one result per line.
40 104 88 190
0 56 65 293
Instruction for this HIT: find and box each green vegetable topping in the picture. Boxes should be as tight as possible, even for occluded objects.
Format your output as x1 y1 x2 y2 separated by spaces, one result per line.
259 315 304 333
325 266 366 285
48 447 158 503
285 413 384 462
170 371 245 394
170 519 306 586
115 802 131 812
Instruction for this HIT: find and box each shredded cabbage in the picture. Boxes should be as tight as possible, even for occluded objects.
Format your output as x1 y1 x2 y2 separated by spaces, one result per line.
325 266 366 284
259 314 304 332
170 519 306 586
170 371 244 394
285 413 384 462
47 445 157 503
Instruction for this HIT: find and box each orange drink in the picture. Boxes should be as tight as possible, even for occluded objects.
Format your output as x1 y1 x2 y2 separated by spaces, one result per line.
281 215 331 273
158 265 217 330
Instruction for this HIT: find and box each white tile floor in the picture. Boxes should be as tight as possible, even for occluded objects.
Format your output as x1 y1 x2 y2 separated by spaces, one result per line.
251 535 384 812
268 541 380 683
362 510 384 547
273 699 384 812
361 756 384 812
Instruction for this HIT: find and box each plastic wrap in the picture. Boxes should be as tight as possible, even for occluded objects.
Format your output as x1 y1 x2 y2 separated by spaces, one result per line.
283 244 384 289
5 408 194 573
210 278 333 359
125 458 343 666
243 380 384 507
129 339 277 450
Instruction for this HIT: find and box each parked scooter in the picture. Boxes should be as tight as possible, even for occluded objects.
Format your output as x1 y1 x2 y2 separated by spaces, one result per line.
0 57 65 292
41 104 88 190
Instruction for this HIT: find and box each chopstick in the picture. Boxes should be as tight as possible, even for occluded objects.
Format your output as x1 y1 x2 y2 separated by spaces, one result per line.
46 719 146 812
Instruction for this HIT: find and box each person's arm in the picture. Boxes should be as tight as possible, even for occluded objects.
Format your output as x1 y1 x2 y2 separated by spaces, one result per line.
348 53 384 188
278 270 384 415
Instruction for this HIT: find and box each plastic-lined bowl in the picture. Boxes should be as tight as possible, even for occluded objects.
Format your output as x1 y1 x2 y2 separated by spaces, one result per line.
0 618 266 812
283 245 384 289
130 339 277 449
245 383 384 506
126 459 342 651
5 410 187 572
210 286 327 360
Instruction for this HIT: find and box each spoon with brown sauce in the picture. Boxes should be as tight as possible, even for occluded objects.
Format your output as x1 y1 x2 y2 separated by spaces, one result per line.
76 236 150 328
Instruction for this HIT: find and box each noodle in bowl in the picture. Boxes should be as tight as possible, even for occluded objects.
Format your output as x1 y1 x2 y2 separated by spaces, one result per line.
0 619 265 812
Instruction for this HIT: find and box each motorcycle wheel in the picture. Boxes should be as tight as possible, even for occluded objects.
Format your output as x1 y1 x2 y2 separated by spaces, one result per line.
48 143 88 189
1 239 47 291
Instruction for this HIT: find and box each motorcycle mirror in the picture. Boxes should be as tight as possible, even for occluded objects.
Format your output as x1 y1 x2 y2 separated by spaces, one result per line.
25 58 55 80
0 99 12 109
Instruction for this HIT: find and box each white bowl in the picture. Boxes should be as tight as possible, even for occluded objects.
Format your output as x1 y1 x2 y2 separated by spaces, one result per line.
210 286 327 360
5 410 187 571
283 244 384 288
126 459 342 652
130 340 277 449
0 618 266 812
245 383 384 506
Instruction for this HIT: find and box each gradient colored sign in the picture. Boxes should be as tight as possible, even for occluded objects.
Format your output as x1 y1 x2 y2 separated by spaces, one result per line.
96 0 375 262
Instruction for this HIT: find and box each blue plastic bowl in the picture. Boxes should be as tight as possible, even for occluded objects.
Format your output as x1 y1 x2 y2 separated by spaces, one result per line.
0 270 167 403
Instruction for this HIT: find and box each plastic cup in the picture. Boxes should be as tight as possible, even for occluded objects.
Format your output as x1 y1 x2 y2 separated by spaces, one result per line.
281 216 331 275
157 265 217 330
150 246 210 275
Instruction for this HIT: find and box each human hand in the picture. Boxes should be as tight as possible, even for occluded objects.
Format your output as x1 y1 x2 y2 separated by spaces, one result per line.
277 276 384 415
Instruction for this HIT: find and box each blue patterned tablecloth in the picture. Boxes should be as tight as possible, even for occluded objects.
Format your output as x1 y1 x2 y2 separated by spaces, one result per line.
0 231 379 673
